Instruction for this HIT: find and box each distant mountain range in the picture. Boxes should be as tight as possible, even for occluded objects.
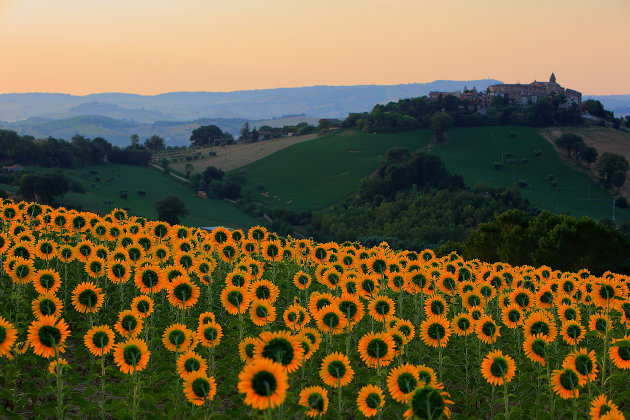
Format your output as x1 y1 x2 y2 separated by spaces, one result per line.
1 81 628 147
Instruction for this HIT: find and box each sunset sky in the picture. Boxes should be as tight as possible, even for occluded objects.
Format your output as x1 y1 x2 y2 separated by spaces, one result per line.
0 0 628 95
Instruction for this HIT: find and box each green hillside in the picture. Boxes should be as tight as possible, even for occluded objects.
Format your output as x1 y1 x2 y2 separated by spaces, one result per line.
237 126 629 222
237 130 432 212
57 164 258 228
431 126 629 222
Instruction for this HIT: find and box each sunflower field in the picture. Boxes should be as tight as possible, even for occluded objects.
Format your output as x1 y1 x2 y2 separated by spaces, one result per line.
0 200 629 419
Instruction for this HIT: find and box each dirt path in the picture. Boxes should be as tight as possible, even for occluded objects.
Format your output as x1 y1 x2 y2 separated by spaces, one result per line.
149 163 191 183
158 134 319 173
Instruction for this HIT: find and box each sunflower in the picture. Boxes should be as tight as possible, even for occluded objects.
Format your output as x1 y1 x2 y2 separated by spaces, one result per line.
437 271 459 296
523 311 557 343
357 275 381 300
535 284 555 310
589 312 611 338
48 358 69 375
225 270 251 288
358 331 396 368
167 276 200 310
404 384 453 420
34 239 57 261
255 330 304 373
298 386 329 418
133 264 165 293
509 287 535 312
319 352 354 388
235 336 260 363
181 371 216 406
396 318 416 341
609 336 630 369
283 303 311 331
619 301 630 327
420 315 452 348
177 350 208 380
105 260 131 285
560 320 585 346
217 240 240 263
162 323 194 352
357 384 385 418
84 325 116 356
193 258 215 286
308 291 335 317
114 310 144 338
501 304 524 329
315 305 348 335
237 358 288 410
71 282 105 314
590 395 622 420
27 316 70 358
131 295 154 319
551 368 581 399
364 295 394 323
591 277 625 310
300 327 322 355
10 257 34 284
249 300 277 327
248 279 279 303
0 316 18 357
387 363 420 403
220 285 250 315
113 338 151 374
558 304 581 324
340 275 359 296
32 293 63 319
387 272 409 293
337 293 365 327
563 348 598 384
198 311 216 325
9 242 34 262
480 350 516 386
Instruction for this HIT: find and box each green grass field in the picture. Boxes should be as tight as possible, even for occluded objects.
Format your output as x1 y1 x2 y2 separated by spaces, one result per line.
431 126 630 222
58 163 258 228
237 130 432 212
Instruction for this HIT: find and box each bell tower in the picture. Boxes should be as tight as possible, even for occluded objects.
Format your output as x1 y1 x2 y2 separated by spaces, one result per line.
550 73 557 84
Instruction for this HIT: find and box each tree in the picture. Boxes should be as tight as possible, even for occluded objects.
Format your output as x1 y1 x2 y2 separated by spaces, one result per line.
190 125 224 147
595 152 629 185
184 163 194 179
554 133 583 157
154 196 189 225
582 146 598 168
240 122 251 142
19 171 69 204
130 134 140 149
144 135 165 151
430 112 454 142
583 100 606 118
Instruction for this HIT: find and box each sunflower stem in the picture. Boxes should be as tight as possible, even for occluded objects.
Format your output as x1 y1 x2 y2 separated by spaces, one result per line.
53 342 64 420
101 354 106 420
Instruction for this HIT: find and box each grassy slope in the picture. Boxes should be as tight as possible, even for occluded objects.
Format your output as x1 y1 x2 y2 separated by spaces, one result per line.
57 163 258 228
237 130 432 212
431 126 630 222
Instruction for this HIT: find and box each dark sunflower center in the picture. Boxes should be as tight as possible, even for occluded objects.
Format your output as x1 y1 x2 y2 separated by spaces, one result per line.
365 393 381 409
316 299 331 311
595 318 608 333
418 371 433 384
574 355 593 375
366 338 388 358
398 325 411 336
136 300 150 313
255 306 269 319
184 358 201 373
508 310 521 323
392 276 405 288
482 322 496 337
442 277 456 291
297 275 309 285
38 325 61 347
227 291 243 306
397 372 418 394
39 299 57 316
179 255 193 268
231 275 246 287
112 264 126 278
427 323 446 341
361 280 375 293
141 270 159 288
467 295 481 307
90 261 103 273
92 331 109 348
38 274 56 289
540 292 553 304
169 329 186 346
559 370 579 390
262 338 294 366
531 340 546 358
339 301 358 318
374 301 390 315
128 248 142 261
322 312 340 328
156 249 167 259
123 345 142 367
0 326 6 342
530 321 550 336
255 286 270 300
287 312 297 322
598 285 615 300
174 283 193 301
122 315 138 332
480 286 493 298
490 357 508 378
14 246 31 259
39 242 54 254
251 371 278 396
308 393 325 412
431 300 445 315
346 282 357 294
567 325 582 339
79 245 91 257
412 274 427 288
617 343 630 361
60 248 73 259
327 360 346 379
457 318 471 331
563 282 574 293
15 264 30 278
564 308 577 320
515 293 530 308
245 343 256 358
78 289 98 308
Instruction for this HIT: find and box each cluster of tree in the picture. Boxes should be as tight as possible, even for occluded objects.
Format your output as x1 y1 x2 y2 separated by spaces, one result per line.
190 166 246 200
189 126 234 147
554 133 598 168
238 122 318 143
594 152 629 189
130 134 166 151
18 171 70 204
154 195 189 225
463 209 630 275
0 129 151 168
357 149 464 201
342 92 588 135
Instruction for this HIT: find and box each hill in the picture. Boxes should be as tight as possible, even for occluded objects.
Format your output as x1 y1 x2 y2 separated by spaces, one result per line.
236 127 629 222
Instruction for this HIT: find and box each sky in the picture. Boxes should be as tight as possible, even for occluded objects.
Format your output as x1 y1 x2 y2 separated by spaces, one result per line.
0 0 628 95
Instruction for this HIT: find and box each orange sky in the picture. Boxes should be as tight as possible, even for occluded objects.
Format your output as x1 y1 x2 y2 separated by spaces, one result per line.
0 0 628 95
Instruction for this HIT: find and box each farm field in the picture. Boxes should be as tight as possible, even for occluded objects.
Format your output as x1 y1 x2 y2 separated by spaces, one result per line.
0 202 628 419
56 163 258 228
154 134 319 174
431 126 630 222
237 130 432 212
539 126 630 200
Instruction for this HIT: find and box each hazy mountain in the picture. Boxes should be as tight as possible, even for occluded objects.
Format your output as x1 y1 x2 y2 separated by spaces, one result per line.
0 80 502 123
584 95 630 117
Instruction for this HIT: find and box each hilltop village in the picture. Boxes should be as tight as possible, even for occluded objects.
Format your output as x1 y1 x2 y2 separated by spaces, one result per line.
429 73 582 111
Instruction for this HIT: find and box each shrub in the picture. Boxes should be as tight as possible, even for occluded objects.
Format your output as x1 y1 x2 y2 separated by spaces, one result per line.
138 190 146 197
209 151 217 157
521 158 528 165
617 196 628 208
533 150 542 158
517 180 528 188
506 159 514 166
120 192 127 198
509 131 516 138
546 174 554 181
493 162 502 170
505 153 513 159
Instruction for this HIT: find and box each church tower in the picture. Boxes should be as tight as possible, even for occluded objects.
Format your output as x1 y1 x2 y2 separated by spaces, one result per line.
550 73 557 84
